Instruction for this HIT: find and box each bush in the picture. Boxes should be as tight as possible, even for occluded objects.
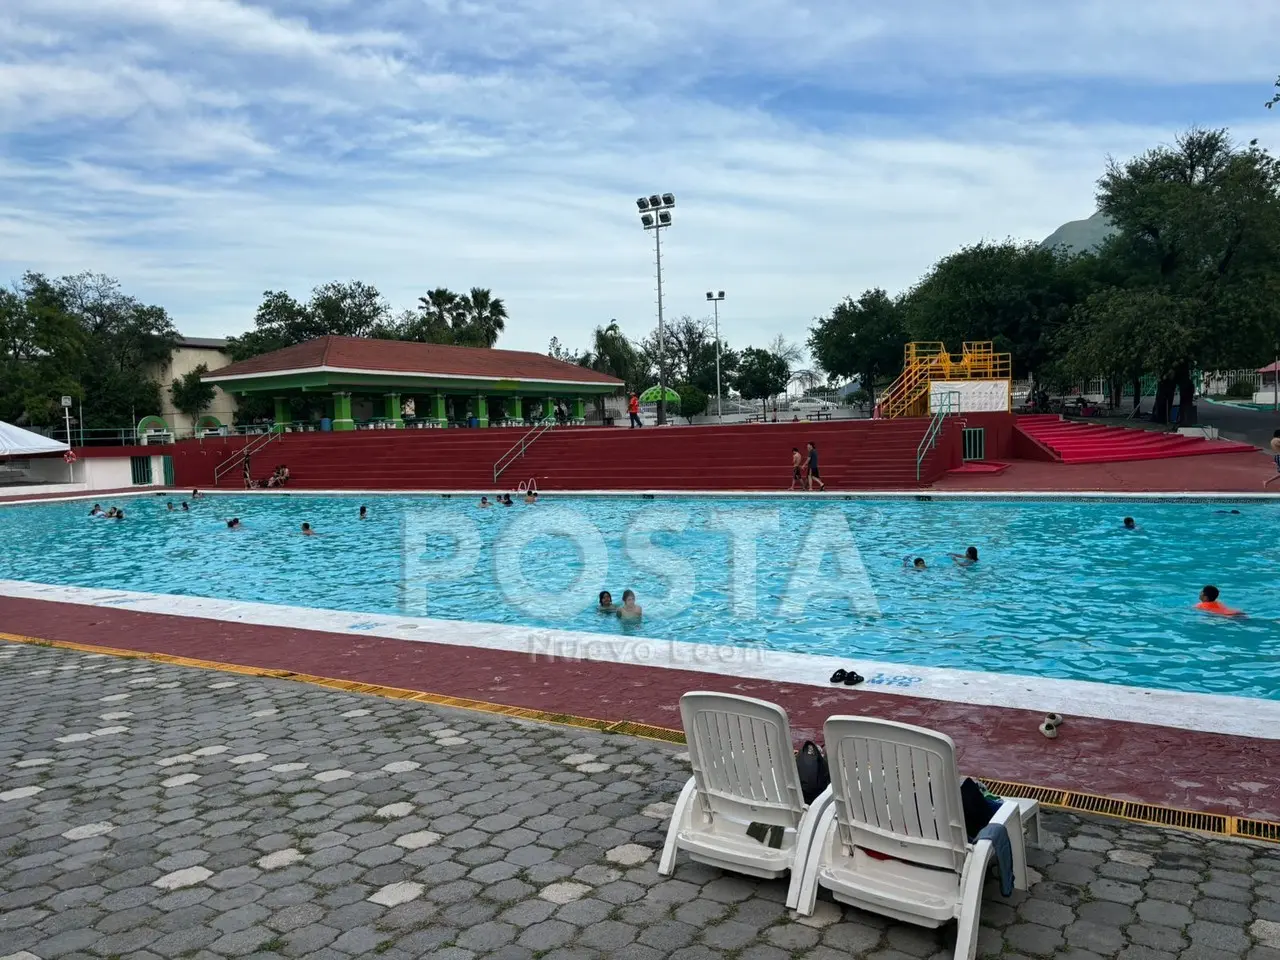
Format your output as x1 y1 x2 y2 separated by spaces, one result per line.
1226 379 1255 399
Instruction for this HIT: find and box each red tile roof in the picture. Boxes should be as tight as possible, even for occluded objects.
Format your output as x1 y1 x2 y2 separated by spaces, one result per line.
204 336 623 386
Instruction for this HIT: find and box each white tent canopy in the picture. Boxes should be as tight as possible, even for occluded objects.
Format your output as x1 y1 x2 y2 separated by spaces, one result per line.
0 421 69 457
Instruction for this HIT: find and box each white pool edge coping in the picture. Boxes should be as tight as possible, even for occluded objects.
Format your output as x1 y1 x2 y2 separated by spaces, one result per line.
2 579 1277 742
5 486 1280 508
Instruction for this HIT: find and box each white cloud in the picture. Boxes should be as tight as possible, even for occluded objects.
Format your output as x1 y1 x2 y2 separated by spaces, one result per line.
0 0 1277 356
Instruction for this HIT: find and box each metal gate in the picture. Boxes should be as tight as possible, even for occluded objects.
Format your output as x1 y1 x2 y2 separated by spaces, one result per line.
130 456 153 485
162 455 175 486
962 427 986 461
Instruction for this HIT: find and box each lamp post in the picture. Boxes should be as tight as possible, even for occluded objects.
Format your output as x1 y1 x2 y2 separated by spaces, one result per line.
706 290 725 421
637 193 675 425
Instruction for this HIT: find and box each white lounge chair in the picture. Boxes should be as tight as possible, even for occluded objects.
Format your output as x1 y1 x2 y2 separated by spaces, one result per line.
659 692 832 886
790 717 1034 960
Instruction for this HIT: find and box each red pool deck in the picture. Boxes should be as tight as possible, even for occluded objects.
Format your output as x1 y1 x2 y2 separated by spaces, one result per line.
2 594 1277 822
934 452 1276 493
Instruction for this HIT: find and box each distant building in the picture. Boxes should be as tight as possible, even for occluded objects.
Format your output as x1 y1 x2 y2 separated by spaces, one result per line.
152 336 238 433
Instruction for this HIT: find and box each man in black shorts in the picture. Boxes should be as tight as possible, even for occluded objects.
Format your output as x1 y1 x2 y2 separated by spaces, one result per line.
790 447 803 490
806 441 825 491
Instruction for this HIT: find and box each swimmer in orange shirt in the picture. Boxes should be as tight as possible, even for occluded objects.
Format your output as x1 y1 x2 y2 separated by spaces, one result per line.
1195 585 1244 617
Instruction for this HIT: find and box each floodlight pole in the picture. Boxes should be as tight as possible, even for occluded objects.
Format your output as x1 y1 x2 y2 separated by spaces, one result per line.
707 291 725 421
654 225 667 426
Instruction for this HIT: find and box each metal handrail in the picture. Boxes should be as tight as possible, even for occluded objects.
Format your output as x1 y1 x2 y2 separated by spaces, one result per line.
916 391 960 481
494 419 554 482
213 430 280 486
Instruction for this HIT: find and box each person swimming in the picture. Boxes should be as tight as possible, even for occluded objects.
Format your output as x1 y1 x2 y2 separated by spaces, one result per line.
479 496 491 508
1123 517 1137 529
167 501 175 512
1214 509 1241 515
598 590 615 613
903 556 926 570
89 503 103 517
616 589 642 619
181 502 189 512
114 509 126 520
502 494 513 506
359 505 368 519
227 518 241 529
301 522 315 536
524 491 538 504
1195 585 1243 617
950 546 978 566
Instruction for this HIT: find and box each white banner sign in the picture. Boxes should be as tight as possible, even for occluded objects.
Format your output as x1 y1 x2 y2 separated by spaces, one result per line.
929 380 1009 413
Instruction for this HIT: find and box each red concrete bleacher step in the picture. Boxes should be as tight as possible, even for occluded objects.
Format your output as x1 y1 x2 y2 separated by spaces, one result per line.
171 418 964 491
1014 415 1255 464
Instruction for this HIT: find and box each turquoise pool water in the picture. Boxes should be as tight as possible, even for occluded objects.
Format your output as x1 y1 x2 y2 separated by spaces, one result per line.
1 494 1277 699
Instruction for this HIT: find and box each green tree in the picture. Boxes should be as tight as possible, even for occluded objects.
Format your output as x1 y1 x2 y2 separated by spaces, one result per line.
807 288 907 407
170 363 217 433
734 347 791 415
0 273 87 426
1096 128 1280 422
579 321 651 391
901 241 1089 378
56 273 176 429
547 336 582 364
1058 289 1196 413
454 287 507 347
1268 75 1279 109
673 384 709 423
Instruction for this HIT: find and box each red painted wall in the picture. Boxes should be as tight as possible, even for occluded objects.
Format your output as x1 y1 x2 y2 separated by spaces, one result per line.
958 412 1018 459
171 419 963 491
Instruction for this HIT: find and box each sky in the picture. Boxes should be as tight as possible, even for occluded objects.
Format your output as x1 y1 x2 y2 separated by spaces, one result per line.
2 1 1279 357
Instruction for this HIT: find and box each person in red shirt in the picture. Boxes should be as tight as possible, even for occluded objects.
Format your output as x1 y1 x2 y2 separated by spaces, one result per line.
1195 585 1243 617
628 393 642 429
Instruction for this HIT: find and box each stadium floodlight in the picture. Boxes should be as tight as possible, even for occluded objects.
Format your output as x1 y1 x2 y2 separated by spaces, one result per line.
635 190 677 425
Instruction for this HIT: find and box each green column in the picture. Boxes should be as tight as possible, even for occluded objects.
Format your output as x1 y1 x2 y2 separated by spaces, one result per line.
332 392 354 431
384 393 403 428
546 397 556 422
430 393 446 426
272 396 291 433
572 397 585 421
510 396 523 422
475 395 489 428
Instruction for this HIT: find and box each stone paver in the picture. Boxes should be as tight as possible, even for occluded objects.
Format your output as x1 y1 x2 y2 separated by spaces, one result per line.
2 640 1278 960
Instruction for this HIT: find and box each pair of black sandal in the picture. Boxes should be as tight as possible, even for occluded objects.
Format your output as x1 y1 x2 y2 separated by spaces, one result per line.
830 668 864 686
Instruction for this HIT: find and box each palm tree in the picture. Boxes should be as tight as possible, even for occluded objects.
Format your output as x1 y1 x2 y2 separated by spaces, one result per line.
411 288 462 343
456 287 507 348
583 321 648 389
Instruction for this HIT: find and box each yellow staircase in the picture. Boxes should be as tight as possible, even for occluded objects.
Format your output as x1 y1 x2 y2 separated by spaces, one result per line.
881 341 1011 418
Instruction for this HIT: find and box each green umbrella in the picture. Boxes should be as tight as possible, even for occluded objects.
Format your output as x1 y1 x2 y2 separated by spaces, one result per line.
639 385 681 405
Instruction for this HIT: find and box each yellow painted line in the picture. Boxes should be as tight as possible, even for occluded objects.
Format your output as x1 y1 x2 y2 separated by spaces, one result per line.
1 631 1276 843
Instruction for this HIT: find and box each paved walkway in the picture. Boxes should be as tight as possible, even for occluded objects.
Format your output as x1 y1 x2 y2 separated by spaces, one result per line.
3 642 1280 960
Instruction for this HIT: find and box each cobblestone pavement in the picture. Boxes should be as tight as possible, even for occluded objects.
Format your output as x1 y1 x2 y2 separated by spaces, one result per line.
3 642 1280 960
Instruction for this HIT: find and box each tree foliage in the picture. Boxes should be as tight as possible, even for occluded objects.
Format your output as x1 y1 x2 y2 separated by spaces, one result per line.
900 241 1091 378
673 384 709 422
807 288 906 405
229 282 509 362
171 364 217 427
1085 128 1280 421
0 272 175 428
734 347 791 410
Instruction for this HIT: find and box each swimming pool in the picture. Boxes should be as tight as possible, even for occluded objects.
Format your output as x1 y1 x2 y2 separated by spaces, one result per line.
1 494 1277 699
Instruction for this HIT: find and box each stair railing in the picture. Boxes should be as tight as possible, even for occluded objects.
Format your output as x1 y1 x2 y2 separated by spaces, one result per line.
916 390 960 481
494 419 554 482
213 430 280 486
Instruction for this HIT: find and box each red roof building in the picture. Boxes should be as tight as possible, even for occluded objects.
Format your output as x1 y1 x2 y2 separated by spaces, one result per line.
203 336 623 429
